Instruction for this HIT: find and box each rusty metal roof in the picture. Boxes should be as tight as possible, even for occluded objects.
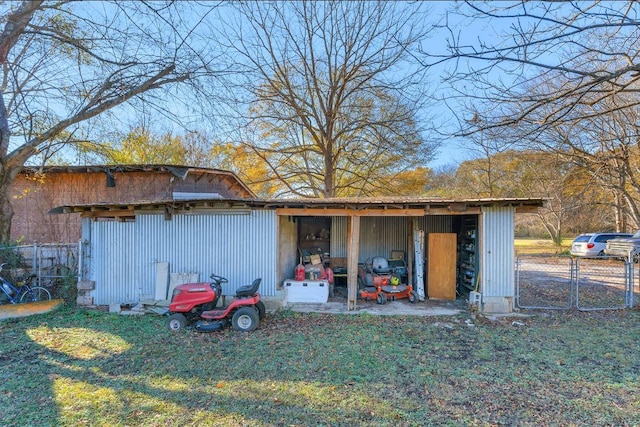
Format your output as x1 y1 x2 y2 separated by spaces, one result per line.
22 164 231 176
261 196 545 206
50 195 545 215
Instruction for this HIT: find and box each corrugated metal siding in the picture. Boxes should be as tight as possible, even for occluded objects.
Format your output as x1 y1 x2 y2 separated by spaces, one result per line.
330 217 407 259
330 215 453 260
358 217 408 260
481 206 515 298
330 217 347 257
87 210 278 305
414 216 453 235
91 220 138 304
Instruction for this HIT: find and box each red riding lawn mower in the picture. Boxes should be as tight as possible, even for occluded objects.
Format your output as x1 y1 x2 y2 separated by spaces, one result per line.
357 256 418 304
166 274 265 332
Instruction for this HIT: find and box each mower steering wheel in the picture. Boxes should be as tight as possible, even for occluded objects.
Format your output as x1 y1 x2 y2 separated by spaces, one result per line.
210 274 228 285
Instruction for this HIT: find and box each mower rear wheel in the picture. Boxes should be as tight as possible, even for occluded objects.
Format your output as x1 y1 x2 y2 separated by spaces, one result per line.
166 313 187 331
232 307 260 332
409 290 418 303
376 293 387 305
256 301 266 320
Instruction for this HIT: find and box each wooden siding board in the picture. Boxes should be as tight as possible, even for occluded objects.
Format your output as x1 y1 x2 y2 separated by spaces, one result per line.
11 169 252 243
278 216 298 289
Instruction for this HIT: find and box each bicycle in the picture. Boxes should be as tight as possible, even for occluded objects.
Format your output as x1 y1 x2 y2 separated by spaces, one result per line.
0 263 51 304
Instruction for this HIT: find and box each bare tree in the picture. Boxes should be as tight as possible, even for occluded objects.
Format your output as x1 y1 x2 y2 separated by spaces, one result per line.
430 1 640 137
214 1 437 198
0 1 221 241
423 1 640 234
549 103 640 231
454 149 600 243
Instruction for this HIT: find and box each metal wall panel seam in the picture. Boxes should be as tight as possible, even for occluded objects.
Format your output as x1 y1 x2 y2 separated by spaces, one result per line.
481 206 515 298
90 209 278 305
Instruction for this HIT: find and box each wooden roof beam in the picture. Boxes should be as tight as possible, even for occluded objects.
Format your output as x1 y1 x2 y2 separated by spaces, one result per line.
276 208 425 217
81 210 137 218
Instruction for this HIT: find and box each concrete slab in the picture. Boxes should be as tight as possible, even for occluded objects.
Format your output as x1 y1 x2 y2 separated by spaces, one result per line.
284 299 465 317
119 310 145 316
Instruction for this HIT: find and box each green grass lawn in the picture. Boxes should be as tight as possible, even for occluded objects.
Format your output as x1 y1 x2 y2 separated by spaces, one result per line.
1 306 639 426
515 237 572 255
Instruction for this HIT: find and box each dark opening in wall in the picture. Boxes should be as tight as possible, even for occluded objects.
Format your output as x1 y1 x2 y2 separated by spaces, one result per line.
106 171 115 187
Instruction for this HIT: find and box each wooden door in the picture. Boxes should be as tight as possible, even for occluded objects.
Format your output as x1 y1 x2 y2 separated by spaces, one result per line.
427 233 457 300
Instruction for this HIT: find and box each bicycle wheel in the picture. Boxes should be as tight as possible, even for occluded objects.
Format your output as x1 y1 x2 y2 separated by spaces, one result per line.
20 287 52 303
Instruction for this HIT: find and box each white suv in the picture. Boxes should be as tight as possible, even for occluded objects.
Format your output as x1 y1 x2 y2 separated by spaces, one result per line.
571 232 633 257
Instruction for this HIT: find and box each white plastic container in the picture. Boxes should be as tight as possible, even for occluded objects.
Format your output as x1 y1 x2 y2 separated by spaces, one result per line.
283 280 329 304
468 291 482 306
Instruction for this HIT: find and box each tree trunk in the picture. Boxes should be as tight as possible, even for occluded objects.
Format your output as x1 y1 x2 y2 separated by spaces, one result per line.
614 191 626 232
324 146 334 198
0 70 12 242
537 210 562 246
0 169 14 242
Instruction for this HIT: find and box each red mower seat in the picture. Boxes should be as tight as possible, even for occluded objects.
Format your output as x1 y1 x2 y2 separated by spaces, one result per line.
235 278 261 298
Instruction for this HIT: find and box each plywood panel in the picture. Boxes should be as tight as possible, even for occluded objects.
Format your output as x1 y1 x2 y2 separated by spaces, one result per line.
155 262 170 300
168 273 200 299
427 233 457 300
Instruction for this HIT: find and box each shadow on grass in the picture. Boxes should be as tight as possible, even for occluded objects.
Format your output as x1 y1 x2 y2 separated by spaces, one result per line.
1 306 640 426
0 308 428 426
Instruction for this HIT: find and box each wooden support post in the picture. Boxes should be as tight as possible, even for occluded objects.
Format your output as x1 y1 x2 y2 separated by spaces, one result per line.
346 215 360 311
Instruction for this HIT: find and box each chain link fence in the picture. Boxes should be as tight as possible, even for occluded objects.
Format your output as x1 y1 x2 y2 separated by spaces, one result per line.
575 257 632 311
516 254 636 311
0 242 78 303
515 255 574 309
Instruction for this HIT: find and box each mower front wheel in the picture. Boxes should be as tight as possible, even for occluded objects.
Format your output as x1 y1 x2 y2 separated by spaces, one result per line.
409 290 418 303
376 293 387 305
166 313 188 331
232 307 260 332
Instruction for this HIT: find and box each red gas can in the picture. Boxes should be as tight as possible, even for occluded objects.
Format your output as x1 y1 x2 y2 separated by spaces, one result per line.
324 266 334 284
294 262 305 281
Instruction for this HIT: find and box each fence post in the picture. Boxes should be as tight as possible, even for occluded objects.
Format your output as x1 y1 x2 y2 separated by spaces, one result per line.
627 250 635 309
630 255 635 309
31 241 38 280
78 240 83 281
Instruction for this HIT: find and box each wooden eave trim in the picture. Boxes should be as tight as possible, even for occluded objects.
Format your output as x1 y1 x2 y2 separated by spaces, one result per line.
276 208 426 217
221 175 242 195
276 205 492 216
81 209 136 218
57 200 542 217
515 205 540 214
425 207 482 215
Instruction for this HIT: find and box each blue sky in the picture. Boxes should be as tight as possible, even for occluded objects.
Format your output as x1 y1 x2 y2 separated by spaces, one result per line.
3 1 505 170
421 2 489 169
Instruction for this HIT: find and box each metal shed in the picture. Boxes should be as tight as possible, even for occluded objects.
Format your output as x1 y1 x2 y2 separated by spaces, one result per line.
53 196 544 313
